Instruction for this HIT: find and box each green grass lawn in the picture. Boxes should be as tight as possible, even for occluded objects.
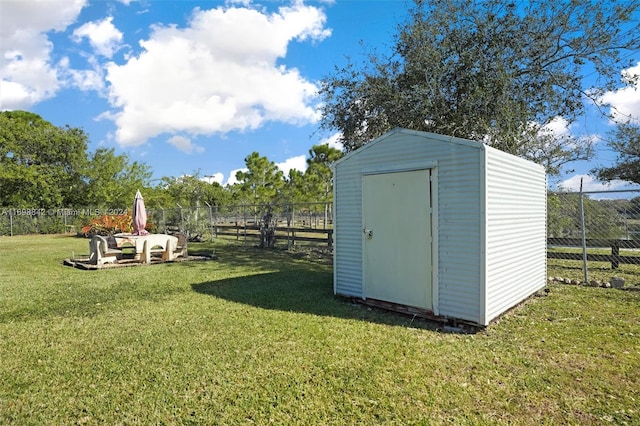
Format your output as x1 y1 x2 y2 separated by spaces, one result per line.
548 247 640 286
1 235 639 425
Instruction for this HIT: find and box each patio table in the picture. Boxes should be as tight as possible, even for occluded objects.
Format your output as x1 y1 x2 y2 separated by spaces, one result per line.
113 233 179 263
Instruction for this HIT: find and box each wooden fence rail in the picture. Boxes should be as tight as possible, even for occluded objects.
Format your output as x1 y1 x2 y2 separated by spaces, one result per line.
214 223 333 247
547 237 640 268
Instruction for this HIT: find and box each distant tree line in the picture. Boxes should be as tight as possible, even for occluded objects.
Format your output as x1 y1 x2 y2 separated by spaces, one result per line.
547 192 640 240
0 111 342 211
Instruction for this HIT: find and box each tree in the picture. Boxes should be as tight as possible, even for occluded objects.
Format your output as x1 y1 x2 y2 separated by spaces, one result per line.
592 123 640 184
156 173 230 209
148 173 230 238
232 152 285 207
304 144 343 224
305 144 343 203
232 152 285 248
0 111 89 207
282 144 343 205
283 169 309 204
547 192 625 239
84 148 152 208
319 0 640 174
0 111 153 209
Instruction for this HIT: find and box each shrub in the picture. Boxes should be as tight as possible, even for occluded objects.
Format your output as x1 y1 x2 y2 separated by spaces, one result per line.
80 213 155 236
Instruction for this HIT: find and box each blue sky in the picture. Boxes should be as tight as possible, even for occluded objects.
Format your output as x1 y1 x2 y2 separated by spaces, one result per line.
1 0 639 193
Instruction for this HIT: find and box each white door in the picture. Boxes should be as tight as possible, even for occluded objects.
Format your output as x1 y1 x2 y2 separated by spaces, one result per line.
362 169 432 309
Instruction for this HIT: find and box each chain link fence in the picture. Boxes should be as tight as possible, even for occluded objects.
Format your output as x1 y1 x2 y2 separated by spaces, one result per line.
0 202 334 249
548 189 640 286
0 208 84 236
4 192 640 284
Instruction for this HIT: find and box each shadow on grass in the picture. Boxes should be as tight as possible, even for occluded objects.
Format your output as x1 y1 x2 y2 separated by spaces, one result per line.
191 269 440 331
187 242 332 271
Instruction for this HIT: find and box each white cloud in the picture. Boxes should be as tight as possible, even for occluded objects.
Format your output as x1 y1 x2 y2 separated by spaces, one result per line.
0 0 86 36
225 0 253 6
62 56 105 92
541 116 571 137
201 173 224 184
67 68 104 92
105 3 330 146
225 168 248 186
277 154 307 176
527 115 598 155
319 131 344 151
71 16 123 58
221 154 307 186
167 135 205 154
557 174 630 193
600 62 640 125
0 0 87 109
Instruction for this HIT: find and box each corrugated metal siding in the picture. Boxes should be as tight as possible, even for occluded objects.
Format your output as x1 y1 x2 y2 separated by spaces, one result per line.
484 146 547 324
333 162 364 297
437 161 483 323
334 129 484 324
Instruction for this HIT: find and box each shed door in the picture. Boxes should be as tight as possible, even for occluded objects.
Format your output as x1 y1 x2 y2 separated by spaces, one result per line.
362 169 432 310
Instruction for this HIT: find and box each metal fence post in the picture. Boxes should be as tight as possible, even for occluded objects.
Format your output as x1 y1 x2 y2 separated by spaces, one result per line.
243 204 247 246
205 202 214 240
579 182 589 284
286 204 293 248
160 207 165 233
176 204 184 233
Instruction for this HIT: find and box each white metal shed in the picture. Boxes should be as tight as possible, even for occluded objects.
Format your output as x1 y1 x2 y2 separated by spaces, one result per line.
333 128 547 326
